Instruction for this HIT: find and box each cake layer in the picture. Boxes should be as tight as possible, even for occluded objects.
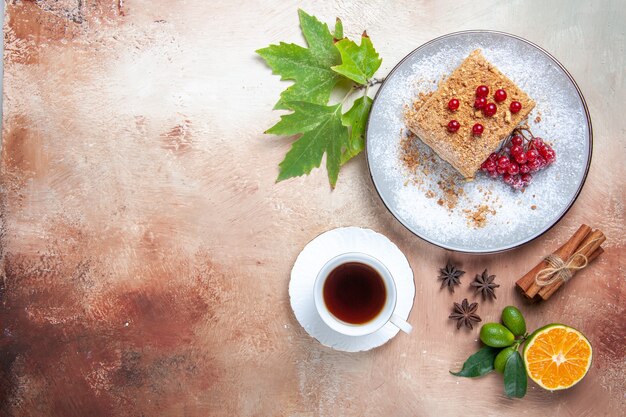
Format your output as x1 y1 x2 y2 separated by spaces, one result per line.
406 49 535 179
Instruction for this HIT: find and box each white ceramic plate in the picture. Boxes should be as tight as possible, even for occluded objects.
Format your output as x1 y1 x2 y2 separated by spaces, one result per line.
366 31 592 253
289 227 415 352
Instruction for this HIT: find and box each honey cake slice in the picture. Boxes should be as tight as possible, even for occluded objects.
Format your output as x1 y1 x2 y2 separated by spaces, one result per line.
406 49 535 179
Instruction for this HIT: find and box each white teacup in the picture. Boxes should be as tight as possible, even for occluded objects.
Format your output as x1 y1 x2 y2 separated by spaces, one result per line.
314 252 412 337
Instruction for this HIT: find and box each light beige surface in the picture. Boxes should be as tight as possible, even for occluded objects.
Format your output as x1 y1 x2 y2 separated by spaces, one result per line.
0 1 624 416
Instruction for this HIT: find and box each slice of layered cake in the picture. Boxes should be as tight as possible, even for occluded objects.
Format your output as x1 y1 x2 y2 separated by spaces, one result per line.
406 49 535 179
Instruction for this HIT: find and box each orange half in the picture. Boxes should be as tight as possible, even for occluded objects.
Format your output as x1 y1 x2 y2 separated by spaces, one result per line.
523 324 592 391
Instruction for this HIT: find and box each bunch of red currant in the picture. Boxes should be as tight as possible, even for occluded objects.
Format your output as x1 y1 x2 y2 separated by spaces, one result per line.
480 128 556 189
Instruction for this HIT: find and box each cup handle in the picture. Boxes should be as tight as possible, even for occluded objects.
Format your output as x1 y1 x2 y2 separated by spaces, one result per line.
390 313 412 334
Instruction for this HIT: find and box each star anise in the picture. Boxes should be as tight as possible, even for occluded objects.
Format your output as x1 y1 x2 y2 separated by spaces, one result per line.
470 269 500 300
438 261 465 292
449 298 481 330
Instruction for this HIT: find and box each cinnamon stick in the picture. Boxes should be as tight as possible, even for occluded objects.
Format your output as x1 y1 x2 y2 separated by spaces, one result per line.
538 246 604 300
515 224 592 299
537 231 605 300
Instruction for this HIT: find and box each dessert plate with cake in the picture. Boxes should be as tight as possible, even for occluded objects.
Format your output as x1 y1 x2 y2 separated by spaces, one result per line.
366 31 592 253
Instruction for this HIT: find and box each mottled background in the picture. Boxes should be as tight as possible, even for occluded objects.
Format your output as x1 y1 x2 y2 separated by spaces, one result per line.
0 1 624 416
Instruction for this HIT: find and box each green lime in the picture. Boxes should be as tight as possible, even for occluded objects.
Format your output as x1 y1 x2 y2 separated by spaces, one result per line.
494 346 517 373
480 323 515 348
501 306 526 336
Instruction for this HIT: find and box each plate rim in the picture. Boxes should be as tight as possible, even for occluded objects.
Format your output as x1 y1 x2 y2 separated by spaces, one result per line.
365 29 593 254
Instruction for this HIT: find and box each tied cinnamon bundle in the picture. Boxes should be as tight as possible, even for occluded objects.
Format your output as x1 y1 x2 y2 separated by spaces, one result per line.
516 224 605 301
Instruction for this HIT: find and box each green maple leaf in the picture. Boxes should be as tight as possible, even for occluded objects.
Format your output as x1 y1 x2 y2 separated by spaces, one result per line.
331 32 382 85
341 95 373 165
257 10 382 189
333 17 343 40
256 10 343 110
268 101 348 188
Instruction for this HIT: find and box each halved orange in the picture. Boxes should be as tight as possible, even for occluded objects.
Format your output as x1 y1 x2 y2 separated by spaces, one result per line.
523 324 592 391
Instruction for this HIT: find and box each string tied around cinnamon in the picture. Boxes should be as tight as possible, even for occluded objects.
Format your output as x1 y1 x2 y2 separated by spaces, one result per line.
535 237 601 287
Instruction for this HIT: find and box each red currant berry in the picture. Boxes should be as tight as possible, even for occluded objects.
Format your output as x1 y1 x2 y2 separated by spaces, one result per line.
526 149 539 161
511 135 523 146
536 146 547 156
511 145 524 156
484 160 496 171
509 101 522 113
476 85 489 98
515 152 527 164
521 173 533 184
503 173 514 184
507 162 520 175
527 159 541 172
447 120 460 132
512 175 524 190
494 89 507 102
543 148 556 163
496 165 507 175
497 156 510 168
519 163 530 174
472 123 484 136
474 97 487 109
448 98 460 111
531 137 544 148
537 156 547 168
483 102 497 117
488 152 499 161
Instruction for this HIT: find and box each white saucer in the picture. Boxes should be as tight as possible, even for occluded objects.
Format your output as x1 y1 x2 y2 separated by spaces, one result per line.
289 227 415 352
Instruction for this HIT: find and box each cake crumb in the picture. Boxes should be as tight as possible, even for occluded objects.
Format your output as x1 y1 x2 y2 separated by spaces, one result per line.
437 175 464 210
400 126 494 221
412 91 434 112
531 205 537 210
464 204 496 228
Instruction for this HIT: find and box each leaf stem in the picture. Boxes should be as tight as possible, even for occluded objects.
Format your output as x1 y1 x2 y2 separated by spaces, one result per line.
340 87 355 105
339 84 370 114
341 77 377 107
355 77 385 89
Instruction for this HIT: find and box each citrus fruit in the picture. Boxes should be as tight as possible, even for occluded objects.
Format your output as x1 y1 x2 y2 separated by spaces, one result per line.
480 323 515 347
523 324 592 391
494 346 517 373
501 306 526 336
